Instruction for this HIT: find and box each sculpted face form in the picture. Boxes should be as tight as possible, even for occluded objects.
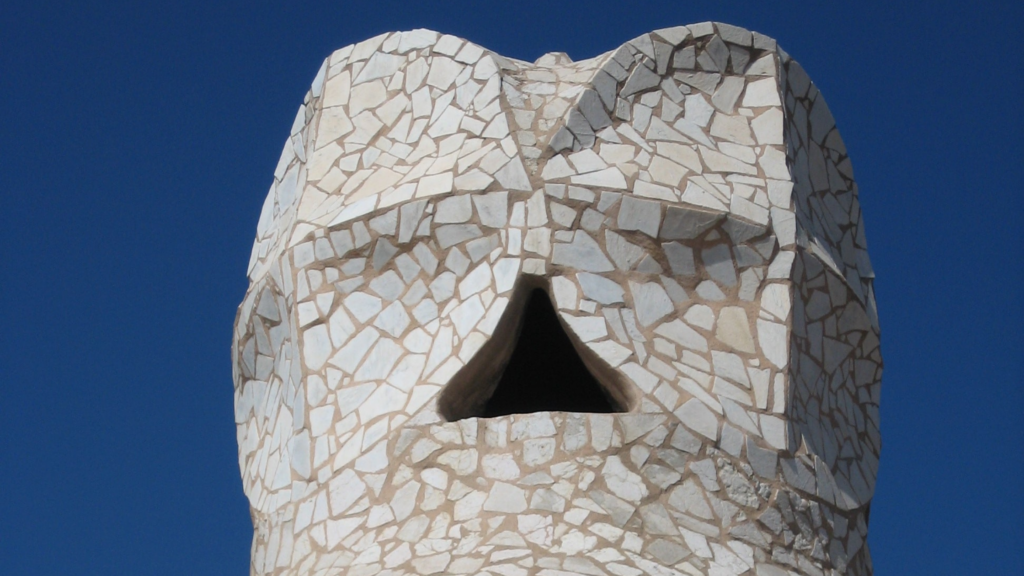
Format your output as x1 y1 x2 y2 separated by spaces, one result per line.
233 22 882 576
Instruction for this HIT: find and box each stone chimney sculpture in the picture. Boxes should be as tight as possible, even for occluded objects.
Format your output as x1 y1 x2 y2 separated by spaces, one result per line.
233 22 882 576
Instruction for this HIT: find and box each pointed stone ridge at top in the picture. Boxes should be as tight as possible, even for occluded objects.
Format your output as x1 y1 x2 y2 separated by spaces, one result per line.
534 51 573 66
250 22 875 321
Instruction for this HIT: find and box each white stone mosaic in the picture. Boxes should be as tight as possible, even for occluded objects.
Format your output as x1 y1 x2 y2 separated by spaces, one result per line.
233 22 882 576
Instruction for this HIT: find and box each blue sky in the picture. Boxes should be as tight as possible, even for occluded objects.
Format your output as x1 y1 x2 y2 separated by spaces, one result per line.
2 0 1021 574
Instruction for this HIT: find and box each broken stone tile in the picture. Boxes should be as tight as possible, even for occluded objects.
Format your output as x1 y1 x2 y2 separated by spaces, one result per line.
434 194 473 223
577 272 625 304
664 242 696 277
472 191 508 228
744 76 783 107
629 281 675 327
715 306 755 354
617 196 662 238
622 60 661 97
551 231 613 272
675 399 718 440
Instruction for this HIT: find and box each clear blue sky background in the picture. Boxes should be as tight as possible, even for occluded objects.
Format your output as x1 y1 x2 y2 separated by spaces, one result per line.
2 1 1021 574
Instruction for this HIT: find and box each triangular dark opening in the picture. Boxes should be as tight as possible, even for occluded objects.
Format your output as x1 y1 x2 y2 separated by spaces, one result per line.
481 288 617 417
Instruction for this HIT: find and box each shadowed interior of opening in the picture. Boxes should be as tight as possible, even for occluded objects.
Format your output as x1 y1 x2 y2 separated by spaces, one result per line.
438 280 633 422
481 288 617 417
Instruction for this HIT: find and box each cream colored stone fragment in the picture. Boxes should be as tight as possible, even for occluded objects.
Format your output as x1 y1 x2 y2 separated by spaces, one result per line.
751 107 783 144
648 155 688 186
715 306 755 354
349 80 387 115
483 482 528 513
742 77 782 107
322 70 352 108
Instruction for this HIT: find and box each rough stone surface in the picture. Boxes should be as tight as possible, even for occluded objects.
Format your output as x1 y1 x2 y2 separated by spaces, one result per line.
234 23 883 576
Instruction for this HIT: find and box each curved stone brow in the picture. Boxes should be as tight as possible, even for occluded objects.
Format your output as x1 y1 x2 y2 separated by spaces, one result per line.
233 22 882 576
